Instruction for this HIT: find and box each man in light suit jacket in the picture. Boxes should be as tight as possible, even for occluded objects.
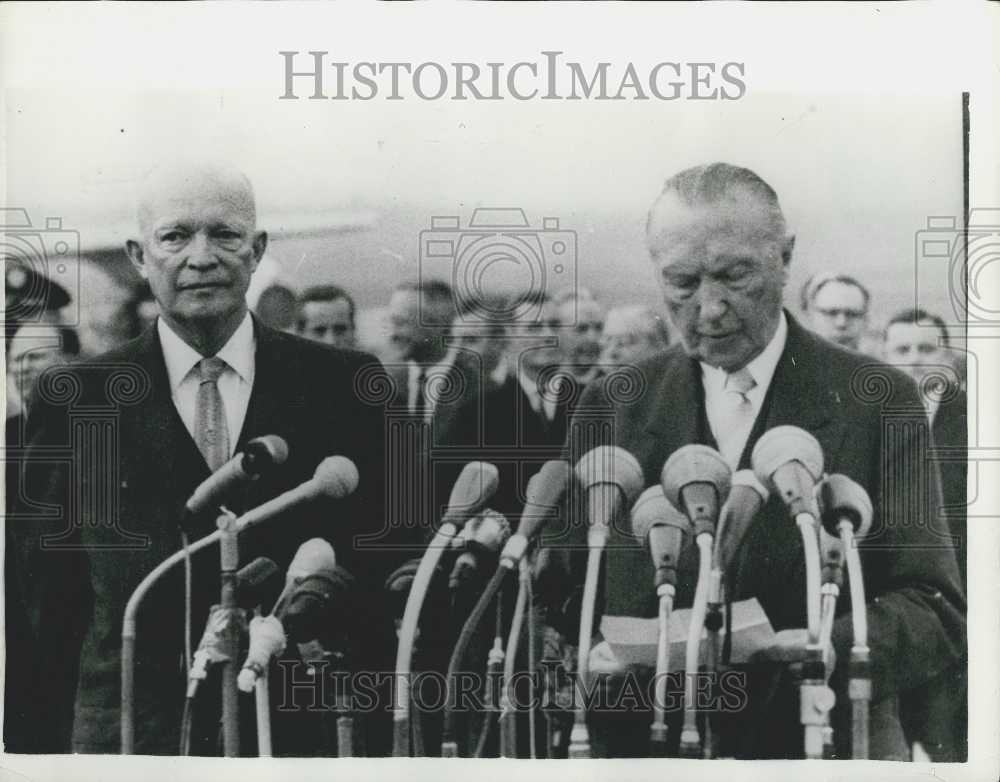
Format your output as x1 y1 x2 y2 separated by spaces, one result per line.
8 162 392 755
543 163 965 759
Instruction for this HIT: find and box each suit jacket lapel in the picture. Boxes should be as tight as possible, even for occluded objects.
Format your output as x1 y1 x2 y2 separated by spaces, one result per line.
128 325 210 475
751 315 845 468
236 318 290 453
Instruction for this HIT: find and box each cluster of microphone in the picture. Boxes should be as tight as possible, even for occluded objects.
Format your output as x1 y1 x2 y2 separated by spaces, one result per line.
121 425 875 759
121 435 364 757
389 424 874 760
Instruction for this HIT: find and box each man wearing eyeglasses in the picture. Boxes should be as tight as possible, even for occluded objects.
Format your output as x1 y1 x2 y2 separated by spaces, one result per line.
802 272 870 351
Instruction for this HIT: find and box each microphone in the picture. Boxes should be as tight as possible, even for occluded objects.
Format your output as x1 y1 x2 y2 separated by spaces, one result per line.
661 444 732 537
630 485 692 588
569 447 643 759
818 474 873 540
499 460 571 566
751 426 824 520
184 435 289 524
239 539 351 692
660 445 729 758
817 474 874 759
574 446 645 546
449 509 511 589
439 461 501 531
235 456 359 533
715 469 770 575
236 556 281 610
189 557 279 691
751 427 829 758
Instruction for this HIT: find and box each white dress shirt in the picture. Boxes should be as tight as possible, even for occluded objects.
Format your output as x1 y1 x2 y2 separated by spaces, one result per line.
700 312 788 469
158 313 256 457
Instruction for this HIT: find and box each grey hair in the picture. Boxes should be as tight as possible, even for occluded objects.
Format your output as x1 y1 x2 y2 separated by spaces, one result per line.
647 162 789 241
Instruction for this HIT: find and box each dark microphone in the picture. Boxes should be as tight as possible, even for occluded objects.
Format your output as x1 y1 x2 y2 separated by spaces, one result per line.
818 474 873 540
751 426 824 520
236 556 281 610
188 557 279 690
574 446 645 545
630 485 692 588
240 539 348 692
661 444 731 537
449 509 511 589
715 469 770 574
439 461 501 531
184 435 289 523
500 460 571 566
235 456 359 533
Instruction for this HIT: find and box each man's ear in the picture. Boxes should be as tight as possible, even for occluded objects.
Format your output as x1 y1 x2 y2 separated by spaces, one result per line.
125 239 148 279
781 234 796 266
251 230 268 270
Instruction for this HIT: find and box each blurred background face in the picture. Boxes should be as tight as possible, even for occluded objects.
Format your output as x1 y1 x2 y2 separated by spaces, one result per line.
599 305 668 366
556 298 605 370
808 280 868 350
9 325 72 410
387 289 449 362
299 297 356 349
647 193 789 373
450 317 506 376
518 300 562 376
883 322 950 385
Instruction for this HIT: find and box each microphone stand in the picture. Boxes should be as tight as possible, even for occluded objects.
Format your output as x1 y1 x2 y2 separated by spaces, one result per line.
793 512 830 761
839 520 870 759
568 517 609 759
122 526 227 753
680 532 713 757
393 526 459 757
254 662 273 756
217 511 242 757
650 582 676 757
500 558 531 757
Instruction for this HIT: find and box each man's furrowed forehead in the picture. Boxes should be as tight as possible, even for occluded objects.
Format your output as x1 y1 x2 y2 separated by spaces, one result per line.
647 193 785 259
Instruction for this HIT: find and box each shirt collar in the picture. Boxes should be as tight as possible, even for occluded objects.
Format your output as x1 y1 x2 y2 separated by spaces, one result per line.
700 311 788 394
157 312 255 391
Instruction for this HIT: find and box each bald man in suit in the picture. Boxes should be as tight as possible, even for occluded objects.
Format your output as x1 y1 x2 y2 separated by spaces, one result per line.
9 163 391 755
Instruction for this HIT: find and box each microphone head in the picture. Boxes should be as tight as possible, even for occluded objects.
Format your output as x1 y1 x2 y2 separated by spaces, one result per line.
457 509 511 553
751 426 824 488
630 485 691 544
441 462 501 528
236 557 281 609
660 445 732 508
313 456 360 499
286 538 337 582
818 473 873 538
512 460 572 542
574 446 645 506
243 435 290 477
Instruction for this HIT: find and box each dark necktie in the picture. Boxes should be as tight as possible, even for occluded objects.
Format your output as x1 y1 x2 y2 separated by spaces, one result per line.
413 364 427 422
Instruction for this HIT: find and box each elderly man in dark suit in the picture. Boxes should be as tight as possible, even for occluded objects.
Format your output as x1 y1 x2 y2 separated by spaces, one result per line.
544 163 965 759
8 162 390 755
